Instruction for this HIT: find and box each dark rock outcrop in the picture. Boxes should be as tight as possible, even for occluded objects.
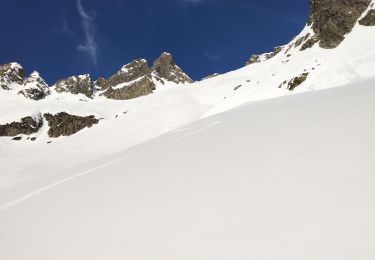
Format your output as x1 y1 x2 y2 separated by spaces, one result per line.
300 35 319 51
151 52 193 84
103 76 155 100
44 112 99 138
295 33 311 48
0 63 24 90
359 9 375 26
19 71 50 100
100 59 155 100
0 116 43 137
53 74 95 98
287 73 309 91
307 0 371 48
265 47 282 59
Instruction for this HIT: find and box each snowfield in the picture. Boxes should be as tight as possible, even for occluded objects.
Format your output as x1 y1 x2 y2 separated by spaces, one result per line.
1 12 375 259
0 79 375 259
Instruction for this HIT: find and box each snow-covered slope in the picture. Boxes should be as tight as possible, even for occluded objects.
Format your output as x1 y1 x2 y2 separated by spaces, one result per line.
1 80 374 260
1 1 375 259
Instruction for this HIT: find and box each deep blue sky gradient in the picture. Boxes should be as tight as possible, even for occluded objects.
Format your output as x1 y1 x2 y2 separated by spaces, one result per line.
0 0 308 84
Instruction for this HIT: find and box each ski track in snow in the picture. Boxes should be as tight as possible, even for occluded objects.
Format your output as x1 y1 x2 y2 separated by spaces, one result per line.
0 120 221 211
0 151 141 211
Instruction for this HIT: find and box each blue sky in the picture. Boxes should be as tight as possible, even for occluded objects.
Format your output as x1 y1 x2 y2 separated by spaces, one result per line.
0 0 308 84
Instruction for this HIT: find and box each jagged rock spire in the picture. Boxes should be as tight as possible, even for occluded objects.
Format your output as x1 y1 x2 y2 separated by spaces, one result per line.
151 52 193 84
19 71 50 100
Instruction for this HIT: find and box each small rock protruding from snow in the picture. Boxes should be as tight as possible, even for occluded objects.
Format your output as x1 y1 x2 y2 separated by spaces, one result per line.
201 73 220 81
245 47 283 66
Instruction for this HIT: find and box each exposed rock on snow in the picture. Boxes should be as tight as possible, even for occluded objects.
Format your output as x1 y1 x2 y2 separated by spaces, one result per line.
53 74 95 98
359 9 375 25
300 35 319 51
307 0 371 48
151 52 193 84
0 115 43 137
245 47 282 66
19 71 50 100
201 73 220 81
44 112 99 138
0 62 24 90
287 73 309 91
100 59 155 100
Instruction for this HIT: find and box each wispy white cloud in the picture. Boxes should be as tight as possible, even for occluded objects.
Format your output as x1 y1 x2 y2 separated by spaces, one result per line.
61 18 74 37
76 0 98 67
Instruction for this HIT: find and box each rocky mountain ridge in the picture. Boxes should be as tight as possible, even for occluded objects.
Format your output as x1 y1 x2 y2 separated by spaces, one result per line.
1 0 374 142
0 52 193 101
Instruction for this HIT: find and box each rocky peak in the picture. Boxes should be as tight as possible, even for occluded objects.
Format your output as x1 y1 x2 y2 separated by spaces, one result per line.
19 71 50 100
103 59 151 88
151 52 193 84
98 59 155 100
307 0 371 48
24 71 47 86
53 74 95 98
0 62 24 90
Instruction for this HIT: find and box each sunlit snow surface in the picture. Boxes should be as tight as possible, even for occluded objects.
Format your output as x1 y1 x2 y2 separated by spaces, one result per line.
0 21 375 259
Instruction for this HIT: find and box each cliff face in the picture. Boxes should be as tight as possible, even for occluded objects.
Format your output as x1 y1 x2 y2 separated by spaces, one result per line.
307 0 371 48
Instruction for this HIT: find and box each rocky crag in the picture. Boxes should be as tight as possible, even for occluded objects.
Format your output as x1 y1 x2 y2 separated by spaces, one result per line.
0 53 192 102
246 0 373 63
44 112 99 138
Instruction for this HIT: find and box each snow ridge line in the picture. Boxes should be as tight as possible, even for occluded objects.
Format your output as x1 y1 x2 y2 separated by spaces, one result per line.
0 151 142 212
